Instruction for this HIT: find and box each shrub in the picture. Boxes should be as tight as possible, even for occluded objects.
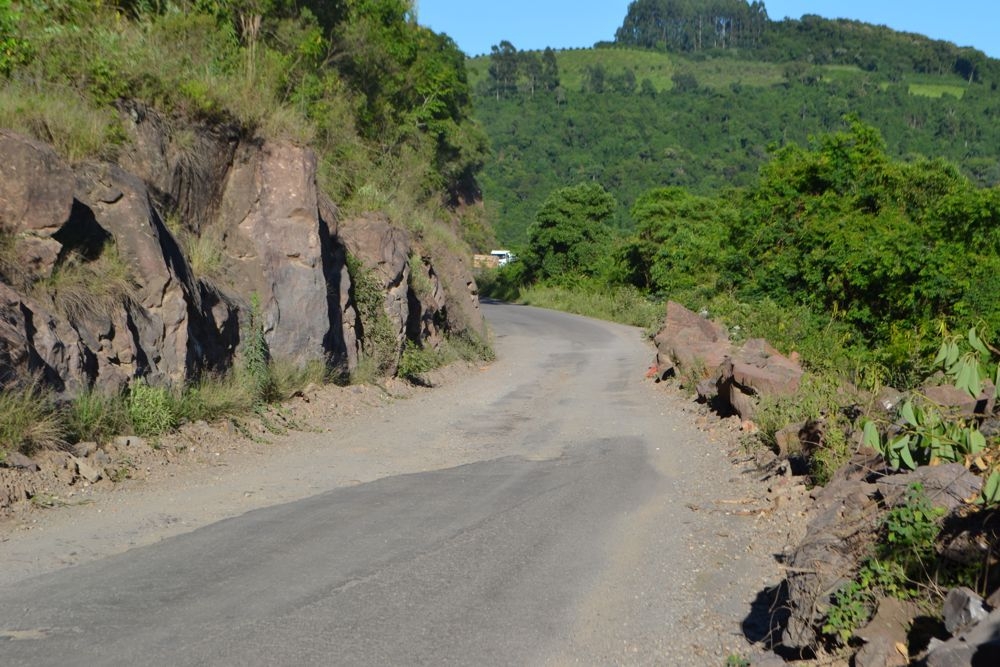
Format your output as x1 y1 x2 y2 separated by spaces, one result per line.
397 341 442 382
65 389 129 444
126 378 177 437
346 254 399 378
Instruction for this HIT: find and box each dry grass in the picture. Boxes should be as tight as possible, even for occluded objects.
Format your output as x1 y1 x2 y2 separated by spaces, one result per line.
0 381 65 456
38 243 138 323
0 81 123 163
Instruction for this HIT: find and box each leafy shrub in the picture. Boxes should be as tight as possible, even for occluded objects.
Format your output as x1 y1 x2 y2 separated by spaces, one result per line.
126 378 177 437
396 341 441 382
174 373 256 424
346 254 399 378
238 293 278 403
823 483 944 644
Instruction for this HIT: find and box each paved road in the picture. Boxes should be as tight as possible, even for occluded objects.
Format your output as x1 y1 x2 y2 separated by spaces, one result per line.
0 303 779 665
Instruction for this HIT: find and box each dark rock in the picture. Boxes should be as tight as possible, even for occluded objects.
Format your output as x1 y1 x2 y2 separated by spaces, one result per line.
0 282 91 394
216 141 350 366
855 598 920 667
93 449 112 467
73 456 102 484
652 301 730 379
781 478 881 650
875 386 905 414
729 338 803 398
2 451 41 472
943 587 989 636
72 441 98 458
774 422 806 457
0 130 75 284
919 607 1000 666
876 464 982 512
923 381 997 418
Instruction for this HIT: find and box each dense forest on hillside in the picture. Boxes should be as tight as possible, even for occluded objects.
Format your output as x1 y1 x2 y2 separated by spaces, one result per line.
470 39 1000 245
614 0 996 83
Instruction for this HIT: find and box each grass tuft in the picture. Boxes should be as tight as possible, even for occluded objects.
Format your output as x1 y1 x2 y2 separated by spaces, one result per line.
0 381 65 455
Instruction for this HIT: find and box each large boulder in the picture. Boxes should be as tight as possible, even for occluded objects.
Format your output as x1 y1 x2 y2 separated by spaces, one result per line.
117 101 241 234
0 130 75 284
781 477 881 650
652 301 730 380
0 283 91 393
338 214 413 352
651 301 803 418
75 162 208 387
216 141 344 365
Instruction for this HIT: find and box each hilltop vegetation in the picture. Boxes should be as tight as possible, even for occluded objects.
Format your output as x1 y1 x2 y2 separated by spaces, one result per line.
469 5 1000 246
0 0 491 241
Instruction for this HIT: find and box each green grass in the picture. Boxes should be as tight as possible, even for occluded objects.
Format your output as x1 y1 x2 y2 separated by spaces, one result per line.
517 282 664 331
469 46 976 98
908 83 966 98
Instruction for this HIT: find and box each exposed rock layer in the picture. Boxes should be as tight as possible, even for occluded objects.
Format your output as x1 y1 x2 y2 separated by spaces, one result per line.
0 112 484 395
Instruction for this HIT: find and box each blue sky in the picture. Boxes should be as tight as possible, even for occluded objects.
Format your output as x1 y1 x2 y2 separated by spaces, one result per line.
417 1 999 59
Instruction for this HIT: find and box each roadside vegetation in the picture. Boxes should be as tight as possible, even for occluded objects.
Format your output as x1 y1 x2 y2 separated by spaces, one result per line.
478 112 1000 654
0 0 496 458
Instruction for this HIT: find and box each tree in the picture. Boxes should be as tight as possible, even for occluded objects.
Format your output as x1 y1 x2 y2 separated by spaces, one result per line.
526 183 616 280
610 68 637 95
541 46 560 91
620 187 734 296
520 51 542 97
585 63 605 93
488 40 519 100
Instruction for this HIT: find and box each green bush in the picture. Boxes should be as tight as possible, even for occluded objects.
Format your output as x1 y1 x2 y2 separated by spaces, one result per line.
126 378 177 437
65 389 129 444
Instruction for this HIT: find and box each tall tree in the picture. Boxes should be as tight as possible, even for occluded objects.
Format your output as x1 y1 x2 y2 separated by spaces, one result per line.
541 46 560 91
526 183 616 280
488 40 519 100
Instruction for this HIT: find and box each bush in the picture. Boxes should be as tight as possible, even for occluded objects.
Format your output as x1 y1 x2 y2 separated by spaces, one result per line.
65 389 129 444
126 378 177 437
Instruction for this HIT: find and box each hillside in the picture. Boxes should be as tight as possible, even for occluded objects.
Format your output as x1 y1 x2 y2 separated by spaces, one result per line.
469 39 1000 245
0 0 495 457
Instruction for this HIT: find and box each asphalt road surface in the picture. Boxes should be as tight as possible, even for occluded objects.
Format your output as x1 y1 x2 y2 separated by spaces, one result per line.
0 302 782 665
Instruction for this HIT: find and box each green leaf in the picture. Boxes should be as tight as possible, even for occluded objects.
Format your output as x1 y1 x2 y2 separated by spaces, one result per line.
969 328 989 356
899 439 917 470
934 342 949 366
968 428 986 454
862 420 881 451
900 400 917 426
983 472 1000 504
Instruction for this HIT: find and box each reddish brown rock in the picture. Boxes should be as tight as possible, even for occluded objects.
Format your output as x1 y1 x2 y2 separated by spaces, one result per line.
653 301 730 379
216 141 346 366
923 381 996 417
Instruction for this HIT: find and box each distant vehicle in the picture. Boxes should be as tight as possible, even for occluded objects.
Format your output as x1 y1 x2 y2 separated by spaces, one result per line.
490 250 515 267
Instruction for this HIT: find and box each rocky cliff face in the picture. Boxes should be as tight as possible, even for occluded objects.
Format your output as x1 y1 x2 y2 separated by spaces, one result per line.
0 108 485 396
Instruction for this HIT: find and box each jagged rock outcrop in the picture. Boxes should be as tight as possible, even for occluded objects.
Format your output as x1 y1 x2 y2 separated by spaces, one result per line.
339 214 413 353
0 106 485 395
652 301 802 418
215 141 346 365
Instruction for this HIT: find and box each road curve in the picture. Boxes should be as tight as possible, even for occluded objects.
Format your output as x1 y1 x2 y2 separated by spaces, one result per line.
0 302 781 665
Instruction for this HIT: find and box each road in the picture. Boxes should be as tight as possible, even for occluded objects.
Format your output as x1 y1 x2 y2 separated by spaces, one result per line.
0 302 786 665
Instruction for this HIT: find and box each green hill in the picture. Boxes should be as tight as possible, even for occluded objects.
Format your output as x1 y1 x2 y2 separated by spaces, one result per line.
469 44 998 246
